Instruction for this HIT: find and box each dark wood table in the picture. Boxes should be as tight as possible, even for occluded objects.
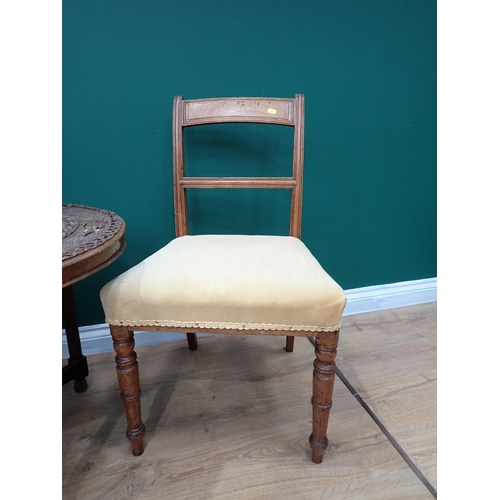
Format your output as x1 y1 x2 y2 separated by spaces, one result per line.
62 204 126 392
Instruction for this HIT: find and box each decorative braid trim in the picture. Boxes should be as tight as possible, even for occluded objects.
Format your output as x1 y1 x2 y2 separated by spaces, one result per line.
105 318 342 333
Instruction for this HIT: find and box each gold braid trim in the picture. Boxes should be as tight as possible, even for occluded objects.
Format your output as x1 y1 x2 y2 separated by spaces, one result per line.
105 318 342 333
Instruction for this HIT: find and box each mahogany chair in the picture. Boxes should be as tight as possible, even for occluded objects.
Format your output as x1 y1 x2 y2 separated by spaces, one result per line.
100 94 346 463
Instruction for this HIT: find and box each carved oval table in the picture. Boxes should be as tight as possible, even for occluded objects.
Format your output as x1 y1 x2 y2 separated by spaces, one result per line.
63 204 126 392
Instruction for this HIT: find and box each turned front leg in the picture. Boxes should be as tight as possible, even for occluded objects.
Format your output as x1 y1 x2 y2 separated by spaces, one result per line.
110 325 146 456
309 330 339 463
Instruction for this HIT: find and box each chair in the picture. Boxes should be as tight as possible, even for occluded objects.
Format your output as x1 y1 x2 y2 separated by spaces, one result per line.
100 94 346 463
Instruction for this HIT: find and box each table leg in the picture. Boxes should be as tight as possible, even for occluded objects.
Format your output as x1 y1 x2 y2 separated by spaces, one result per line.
62 285 89 393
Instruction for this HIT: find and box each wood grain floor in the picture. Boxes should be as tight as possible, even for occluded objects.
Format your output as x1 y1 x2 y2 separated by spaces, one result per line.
62 303 436 499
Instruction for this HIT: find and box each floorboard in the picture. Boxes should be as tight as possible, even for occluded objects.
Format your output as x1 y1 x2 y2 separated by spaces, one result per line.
62 304 436 499
337 303 437 490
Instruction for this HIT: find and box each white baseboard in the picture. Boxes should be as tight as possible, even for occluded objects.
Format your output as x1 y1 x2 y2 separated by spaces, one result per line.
62 277 436 358
342 277 436 316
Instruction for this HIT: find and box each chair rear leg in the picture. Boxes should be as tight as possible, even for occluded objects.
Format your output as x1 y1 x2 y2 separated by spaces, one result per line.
309 330 339 463
110 325 146 456
286 336 294 352
186 332 198 350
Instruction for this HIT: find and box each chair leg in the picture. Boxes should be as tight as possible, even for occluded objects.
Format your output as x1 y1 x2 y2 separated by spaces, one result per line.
285 336 294 352
110 325 146 456
186 332 198 350
309 330 340 463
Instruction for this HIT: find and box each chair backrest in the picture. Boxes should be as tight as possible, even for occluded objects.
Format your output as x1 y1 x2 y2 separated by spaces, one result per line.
172 94 304 238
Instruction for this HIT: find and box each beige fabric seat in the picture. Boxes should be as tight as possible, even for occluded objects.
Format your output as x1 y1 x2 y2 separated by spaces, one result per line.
99 95 346 464
101 235 345 332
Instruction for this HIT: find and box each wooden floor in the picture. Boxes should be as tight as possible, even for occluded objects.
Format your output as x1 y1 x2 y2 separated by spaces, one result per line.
62 303 437 499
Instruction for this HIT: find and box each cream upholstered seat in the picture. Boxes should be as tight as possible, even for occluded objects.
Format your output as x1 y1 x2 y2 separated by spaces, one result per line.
100 95 346 464
101 235 345 332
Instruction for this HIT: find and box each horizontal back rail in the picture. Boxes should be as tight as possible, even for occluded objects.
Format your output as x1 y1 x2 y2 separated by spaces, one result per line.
179 177 297 189
183 98 295 126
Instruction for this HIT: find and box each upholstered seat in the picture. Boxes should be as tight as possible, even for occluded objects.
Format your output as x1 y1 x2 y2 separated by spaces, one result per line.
100 94 346 463
101 235 345 332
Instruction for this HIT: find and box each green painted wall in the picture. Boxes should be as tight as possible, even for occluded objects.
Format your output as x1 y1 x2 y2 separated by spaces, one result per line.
63 0 436 327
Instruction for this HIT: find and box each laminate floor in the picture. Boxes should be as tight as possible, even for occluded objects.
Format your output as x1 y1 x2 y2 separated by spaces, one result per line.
62 303 437 499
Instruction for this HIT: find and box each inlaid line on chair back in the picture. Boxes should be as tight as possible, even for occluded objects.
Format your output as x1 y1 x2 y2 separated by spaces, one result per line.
172 95 304 238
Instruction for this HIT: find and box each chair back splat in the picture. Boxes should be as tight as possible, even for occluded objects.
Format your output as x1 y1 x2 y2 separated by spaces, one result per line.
172 95 304 238
99 94 347 464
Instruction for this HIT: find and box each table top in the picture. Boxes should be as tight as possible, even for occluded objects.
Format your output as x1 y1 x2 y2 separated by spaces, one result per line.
62 204 126 287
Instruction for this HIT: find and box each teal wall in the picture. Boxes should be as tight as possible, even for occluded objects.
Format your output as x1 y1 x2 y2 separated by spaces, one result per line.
63 0 436 327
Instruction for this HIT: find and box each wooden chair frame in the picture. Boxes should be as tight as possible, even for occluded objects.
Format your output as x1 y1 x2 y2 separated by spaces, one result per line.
109 95 340 463
173 95 304 239
173 94 305 353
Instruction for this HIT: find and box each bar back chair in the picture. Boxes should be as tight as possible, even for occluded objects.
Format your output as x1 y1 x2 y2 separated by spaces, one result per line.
100 94 346 463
